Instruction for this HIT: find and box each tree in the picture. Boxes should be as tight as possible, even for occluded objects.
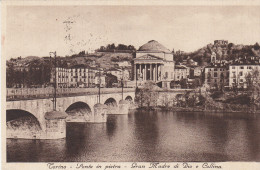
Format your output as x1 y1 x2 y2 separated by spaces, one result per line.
253 42 260 50
135 81 159 108
117 44 128 50
180 78 188 89
6 62 15 87
219 72 225 91
127 45 136 51
105 73 118 88
245 67 260 110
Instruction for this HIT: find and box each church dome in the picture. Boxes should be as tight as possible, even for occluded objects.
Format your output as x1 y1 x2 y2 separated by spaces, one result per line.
138 40 171 53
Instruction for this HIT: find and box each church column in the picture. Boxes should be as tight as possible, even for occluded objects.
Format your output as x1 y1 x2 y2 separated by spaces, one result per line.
152 64 156 81
139 64 141 80
150 64 152 80
144 64 147 81
155 64 158 81
134 64 136 81
158 64 161 80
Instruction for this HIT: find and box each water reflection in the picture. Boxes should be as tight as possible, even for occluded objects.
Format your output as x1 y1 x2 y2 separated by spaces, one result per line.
7 110 260 162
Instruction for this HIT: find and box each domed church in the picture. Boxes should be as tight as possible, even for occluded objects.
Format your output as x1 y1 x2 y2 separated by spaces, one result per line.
133 40 175 88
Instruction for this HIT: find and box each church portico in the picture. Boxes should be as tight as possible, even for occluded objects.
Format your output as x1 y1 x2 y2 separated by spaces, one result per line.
134 62 163 82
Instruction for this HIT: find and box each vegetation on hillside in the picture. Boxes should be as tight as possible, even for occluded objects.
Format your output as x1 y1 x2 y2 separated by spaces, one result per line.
175 42 260 66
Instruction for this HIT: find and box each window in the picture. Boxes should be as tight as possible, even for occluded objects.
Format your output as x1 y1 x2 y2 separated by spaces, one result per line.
214 68 217 71
214 72 218 77
239 72 243 76
240 66 244 69
233 79 236 83
240 79 243 82
232 66 235 69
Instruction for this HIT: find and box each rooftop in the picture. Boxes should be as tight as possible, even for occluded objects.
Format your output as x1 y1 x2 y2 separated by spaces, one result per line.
138 40 171 53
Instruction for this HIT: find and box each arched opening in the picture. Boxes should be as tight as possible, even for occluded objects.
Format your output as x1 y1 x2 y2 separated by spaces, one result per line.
125 96 133 103
104 98 118 115
104 98 117 107
6 109 42 139
65 102 92 122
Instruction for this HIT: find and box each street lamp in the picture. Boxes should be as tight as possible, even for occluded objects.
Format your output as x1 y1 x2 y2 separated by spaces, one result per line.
121 68 124 100
50 51 57 110
98 68 101 103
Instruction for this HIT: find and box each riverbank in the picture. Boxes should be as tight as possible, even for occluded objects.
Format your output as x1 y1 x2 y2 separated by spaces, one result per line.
137 106 260 114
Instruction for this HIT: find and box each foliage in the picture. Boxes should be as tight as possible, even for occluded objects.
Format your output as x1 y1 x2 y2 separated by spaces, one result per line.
180 78 188 88
105 73 118 88
96 43 136 52
135 81 159 108
174 42 260 66
244 67 260 109
6 59 51 88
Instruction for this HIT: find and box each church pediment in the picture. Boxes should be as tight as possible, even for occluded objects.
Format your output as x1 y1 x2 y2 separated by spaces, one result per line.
134 54 163 61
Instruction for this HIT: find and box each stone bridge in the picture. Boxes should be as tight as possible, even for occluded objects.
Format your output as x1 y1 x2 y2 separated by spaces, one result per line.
6 88 135 139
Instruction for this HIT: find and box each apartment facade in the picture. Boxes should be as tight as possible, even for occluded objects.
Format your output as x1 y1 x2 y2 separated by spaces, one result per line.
204 65 229 89
51 67 102 88
174 65 189 81
229 64 260 89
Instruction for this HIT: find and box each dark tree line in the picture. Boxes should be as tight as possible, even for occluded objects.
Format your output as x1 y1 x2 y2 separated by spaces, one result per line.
6 60 52 88
96 43 136 52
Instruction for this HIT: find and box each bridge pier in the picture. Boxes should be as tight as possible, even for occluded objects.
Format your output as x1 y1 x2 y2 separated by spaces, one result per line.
93 104 107 123
118 100 130 114
44 111 68 139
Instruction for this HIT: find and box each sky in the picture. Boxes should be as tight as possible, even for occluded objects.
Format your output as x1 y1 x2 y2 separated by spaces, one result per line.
4 5 260 59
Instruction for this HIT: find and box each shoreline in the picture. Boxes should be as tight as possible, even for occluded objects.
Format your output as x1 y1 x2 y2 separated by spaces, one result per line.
136 106 260 114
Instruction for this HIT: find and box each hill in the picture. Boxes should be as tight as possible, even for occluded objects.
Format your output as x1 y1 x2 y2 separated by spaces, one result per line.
175 42 260 66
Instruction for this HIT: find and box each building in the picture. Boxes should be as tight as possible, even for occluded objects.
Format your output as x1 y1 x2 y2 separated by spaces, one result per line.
50 66 101 88
229 64 260 89
107 68 129 81
204 64 229 89
117 61 131 67
133 40 175 88
174 65 189 81
214 40 228 46
50 67 70 88
190 66 204 78
94 73 106 87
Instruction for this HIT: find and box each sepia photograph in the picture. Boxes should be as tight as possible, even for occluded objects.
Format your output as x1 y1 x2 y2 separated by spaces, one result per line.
1 0 260 168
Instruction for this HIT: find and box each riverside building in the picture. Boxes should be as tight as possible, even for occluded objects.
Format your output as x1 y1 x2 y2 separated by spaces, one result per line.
204 64 229 90
229 64 260 89
51 66 101 88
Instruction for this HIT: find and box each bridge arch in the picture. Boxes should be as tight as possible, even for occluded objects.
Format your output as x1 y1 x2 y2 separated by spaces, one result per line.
104 98 117 107
6 109 43 138
65 101 92 122
125 96 133 102
65 101 92 112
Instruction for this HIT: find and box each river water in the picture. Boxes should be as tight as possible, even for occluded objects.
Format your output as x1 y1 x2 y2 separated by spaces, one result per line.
7 110 260 162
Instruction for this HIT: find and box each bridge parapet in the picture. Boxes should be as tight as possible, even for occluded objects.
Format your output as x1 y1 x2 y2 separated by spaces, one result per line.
7 88 135 101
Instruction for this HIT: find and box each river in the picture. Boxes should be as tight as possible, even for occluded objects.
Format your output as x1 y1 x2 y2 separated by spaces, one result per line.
7 110 260 162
